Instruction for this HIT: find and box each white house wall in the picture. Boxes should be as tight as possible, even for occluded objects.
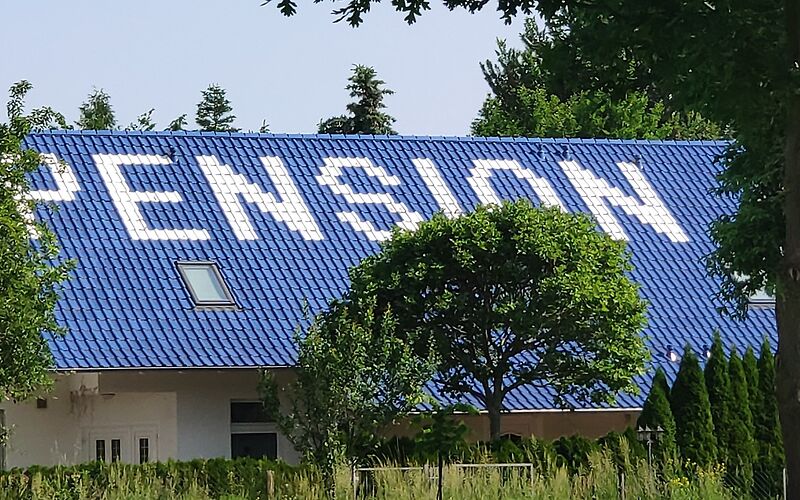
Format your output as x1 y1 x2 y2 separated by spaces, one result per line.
0 369 299 468
1 373 177 468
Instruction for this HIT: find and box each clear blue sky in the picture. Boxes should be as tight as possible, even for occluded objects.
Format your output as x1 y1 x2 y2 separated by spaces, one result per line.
1 1 522 135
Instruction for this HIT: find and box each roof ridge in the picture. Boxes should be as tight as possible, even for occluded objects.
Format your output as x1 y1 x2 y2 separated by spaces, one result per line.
30 130 731 147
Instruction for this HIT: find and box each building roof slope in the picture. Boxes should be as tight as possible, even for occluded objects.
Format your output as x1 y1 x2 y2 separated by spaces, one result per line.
25 131 775 409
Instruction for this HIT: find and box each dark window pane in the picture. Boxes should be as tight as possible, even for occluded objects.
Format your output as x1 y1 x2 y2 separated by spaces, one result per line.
231 433 277 460
95 440 106 462
231 402 273 423
139 438 149 464
111 439 121 463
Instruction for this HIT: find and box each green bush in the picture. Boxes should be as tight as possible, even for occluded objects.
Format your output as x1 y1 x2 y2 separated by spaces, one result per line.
0 458 301 500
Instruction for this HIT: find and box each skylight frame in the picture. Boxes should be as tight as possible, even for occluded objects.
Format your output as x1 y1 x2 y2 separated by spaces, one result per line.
175 261 237 308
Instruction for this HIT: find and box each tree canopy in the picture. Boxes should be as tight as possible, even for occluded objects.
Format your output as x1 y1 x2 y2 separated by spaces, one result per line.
0 81 73 400
261 298 432 493
346 200 648 440
471 19 721 140
318 65 396 135
76 88 116 130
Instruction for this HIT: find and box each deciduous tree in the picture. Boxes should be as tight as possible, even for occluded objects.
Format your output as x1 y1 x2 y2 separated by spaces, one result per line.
346 200 648 441
318 65 396 135
670 346 717 468
196 84 238 132
260 299 432 496
472 19 721 140
76 88 116 130
0 81 72 400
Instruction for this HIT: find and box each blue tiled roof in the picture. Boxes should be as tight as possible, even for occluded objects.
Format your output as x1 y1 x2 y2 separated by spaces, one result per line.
24 131 775 410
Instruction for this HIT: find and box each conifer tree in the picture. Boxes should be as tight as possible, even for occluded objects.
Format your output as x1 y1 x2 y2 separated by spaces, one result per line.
318 65 396 135
637 367 676 460
752 339 784 497
196 84 239 132
704 331 733 463
670 345 717 467
727 348 755 496
743 346 759 420
76 88 116 130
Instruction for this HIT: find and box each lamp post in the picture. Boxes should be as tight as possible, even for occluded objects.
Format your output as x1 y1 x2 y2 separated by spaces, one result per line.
636 425 665 464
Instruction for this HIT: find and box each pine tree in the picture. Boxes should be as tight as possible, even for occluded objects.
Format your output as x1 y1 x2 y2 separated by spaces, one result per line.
705 331 733 463
743 346 759 420
637 367 676 460
727 347 755 496
318 65 396 135
752 339 784 497
196 84 239 132
76 88 116 130
670 345 717 467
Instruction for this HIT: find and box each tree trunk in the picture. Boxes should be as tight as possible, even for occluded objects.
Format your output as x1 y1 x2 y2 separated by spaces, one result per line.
777 3 800 498
488 401 503 441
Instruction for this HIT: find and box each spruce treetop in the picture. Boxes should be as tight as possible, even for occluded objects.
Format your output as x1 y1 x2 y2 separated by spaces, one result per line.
318 65 397 135
196 84 239 132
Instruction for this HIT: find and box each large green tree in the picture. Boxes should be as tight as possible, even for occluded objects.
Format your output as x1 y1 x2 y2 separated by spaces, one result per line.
670 345 717 468
260 298 432 495
472 19 721 140
318 65 396 135
1 81 72 400
705 331 734 463
636 367 676 461
76 88 116 130
728 348 756 497
196 84 239 132
346 200 648 441
274 0 800 491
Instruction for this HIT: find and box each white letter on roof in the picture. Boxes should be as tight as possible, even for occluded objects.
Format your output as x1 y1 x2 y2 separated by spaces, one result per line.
316 157 424 241
197 155 323 241
558 160 689 243
411 158 463 218
16 153 80 237
29 153 81 202
94 154 210 241
467 159 566 210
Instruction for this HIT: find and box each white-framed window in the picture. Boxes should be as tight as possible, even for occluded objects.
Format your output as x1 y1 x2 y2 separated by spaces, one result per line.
176 261 237 307
230 401 278 460
87 426 157 464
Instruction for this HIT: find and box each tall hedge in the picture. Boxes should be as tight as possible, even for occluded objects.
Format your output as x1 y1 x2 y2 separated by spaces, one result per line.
637 367 676 460
752 339 784 497
704 332 733 463
670 345 717 467
742 347 759 421
727 348 755 495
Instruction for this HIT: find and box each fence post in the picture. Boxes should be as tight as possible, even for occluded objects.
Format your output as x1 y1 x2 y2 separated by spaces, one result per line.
784 468 788 500
352 466 358 500
619 472 626 500
265 470 275 499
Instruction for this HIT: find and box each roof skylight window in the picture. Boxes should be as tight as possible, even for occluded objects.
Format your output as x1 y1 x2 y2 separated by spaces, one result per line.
176 262 236 307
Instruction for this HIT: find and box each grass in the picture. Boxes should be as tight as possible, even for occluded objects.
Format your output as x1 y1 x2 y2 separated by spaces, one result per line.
0 452 734 499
